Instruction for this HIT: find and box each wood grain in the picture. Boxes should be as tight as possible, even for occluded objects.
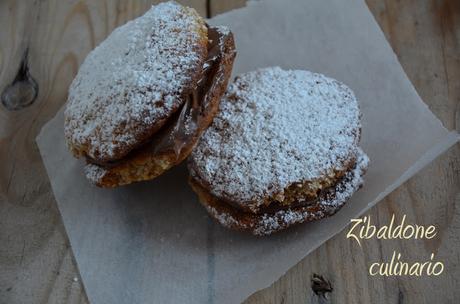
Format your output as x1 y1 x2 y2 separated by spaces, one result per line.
246 0 460 302
366 0 460 131
0 0 458 303
246 145 460 304
0 1 205 304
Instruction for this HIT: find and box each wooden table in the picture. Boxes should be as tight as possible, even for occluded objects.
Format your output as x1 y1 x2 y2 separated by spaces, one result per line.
1 1 459 303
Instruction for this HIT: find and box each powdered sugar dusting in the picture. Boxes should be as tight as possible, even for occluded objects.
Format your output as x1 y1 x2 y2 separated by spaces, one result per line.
206 149 369 236
190 67 361 207
207 206 241 227
84 163 106 183
213 25 230 36
65 2 207 161
254 149 368 235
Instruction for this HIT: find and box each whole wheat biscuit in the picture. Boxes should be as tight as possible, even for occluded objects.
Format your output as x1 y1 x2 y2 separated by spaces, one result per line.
189 67 365 214
64 2 208 163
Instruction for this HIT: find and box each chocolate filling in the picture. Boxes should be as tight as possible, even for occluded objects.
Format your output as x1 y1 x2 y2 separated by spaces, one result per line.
254 176 346 214
87 26 229 168
196 162 358 216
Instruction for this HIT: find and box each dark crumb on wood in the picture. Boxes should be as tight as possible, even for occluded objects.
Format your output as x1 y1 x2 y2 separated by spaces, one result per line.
398 289 404 304
311 273 333 298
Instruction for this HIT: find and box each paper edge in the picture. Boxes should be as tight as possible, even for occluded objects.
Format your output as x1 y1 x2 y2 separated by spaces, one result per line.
365 131 460 210
242 131 459 302
210 0 450 135
35 109 94 297
35 110 460 304
35 0 459 301
357 0 449 133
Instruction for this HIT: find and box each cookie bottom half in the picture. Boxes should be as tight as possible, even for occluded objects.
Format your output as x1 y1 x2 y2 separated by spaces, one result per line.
189 150 369 236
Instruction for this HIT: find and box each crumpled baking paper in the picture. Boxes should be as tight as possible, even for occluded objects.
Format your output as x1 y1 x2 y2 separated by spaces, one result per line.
37 0 459 303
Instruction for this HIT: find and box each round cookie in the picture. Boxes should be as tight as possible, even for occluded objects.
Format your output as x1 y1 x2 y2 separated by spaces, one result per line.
64 2 208 163
188 67 369 234
85 26 236 187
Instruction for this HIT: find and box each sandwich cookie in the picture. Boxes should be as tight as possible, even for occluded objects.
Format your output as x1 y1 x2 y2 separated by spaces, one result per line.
188 67 369 235
64 2 236 187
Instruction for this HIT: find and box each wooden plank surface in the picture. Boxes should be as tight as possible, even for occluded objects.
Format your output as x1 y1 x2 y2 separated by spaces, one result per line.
0 0 459 303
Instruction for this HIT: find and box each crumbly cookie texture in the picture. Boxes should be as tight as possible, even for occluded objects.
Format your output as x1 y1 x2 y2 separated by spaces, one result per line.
189 67 362 211
84 26 237 187
64 2 207 162
191 149 369 236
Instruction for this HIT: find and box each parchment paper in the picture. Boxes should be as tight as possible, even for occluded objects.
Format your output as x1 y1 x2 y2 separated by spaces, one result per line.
37 0 459 303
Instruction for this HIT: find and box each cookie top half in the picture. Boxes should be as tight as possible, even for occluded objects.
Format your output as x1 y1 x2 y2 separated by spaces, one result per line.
64 2 207 162
189 67 362 210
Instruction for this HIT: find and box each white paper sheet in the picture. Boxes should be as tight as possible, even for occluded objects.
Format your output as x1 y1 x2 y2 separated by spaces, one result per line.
37 0 459 303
